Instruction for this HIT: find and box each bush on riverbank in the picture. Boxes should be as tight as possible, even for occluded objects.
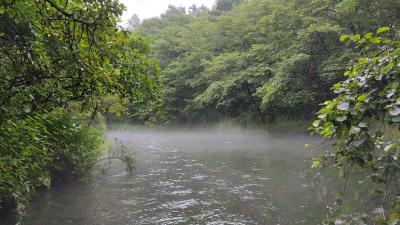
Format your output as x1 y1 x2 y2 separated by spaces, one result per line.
0 0 160 218
0 111 105 213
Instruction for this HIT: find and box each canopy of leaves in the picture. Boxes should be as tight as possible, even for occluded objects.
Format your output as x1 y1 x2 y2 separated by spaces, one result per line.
0 0 161 122
135 0 400 125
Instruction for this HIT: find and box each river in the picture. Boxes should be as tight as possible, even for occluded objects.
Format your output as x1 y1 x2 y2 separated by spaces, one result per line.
7 128 330 225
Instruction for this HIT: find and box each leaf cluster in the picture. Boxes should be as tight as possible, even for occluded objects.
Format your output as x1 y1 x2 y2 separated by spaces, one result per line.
311 27 400 224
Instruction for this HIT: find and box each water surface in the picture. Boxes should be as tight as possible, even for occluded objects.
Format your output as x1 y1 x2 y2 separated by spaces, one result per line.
10 129 329 224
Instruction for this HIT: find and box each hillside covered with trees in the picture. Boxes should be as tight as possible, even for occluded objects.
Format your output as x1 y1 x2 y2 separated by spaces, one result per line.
133 0 400 126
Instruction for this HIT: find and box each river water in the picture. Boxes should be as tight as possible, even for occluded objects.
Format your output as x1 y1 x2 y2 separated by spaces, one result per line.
11 129 329 225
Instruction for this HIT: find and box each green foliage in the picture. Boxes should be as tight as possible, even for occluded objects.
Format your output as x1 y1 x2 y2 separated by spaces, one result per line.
0 116 51 209
311 28 400 224
0 0 161 122
136 0 400 125
122 153 136 172
0 111 104 210
46 112 105 179
0 0 161 213
213 0 242 13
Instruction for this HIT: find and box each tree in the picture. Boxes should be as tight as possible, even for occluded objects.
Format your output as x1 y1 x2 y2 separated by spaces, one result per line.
312 27 400 224
213 0 242 14
136 0 400 125
0 0 161 212
161 5 186 18
127 14 140 30
0 0 160 122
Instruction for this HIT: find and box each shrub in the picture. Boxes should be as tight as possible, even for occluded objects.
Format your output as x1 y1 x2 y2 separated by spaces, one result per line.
45 112 105 180
0 111 104 212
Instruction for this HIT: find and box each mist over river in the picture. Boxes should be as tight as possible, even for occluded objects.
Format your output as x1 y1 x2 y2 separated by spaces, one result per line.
7 128 330 225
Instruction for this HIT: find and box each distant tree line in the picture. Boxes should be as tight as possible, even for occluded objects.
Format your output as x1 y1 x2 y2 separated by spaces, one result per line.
134 0 400 126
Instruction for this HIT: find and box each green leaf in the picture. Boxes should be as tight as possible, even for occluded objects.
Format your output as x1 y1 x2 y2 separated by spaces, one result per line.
350 34 361 41
350 126 361 134
339 35 348 42
384 143 397 152
312 160 321 167
391 116 400 122
383 63 394 74
358 57 369 64
357 95 367 102
389 106 400 116
370 37 382 44
390 212 399 221
336 116 347 122
364 32 373 40
321 126 334 136
376 26 390 34
337 101 350 111
359 122 368 128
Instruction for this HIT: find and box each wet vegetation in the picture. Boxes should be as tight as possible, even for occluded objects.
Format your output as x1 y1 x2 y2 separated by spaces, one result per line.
0 0 160 217
133 0 400 127
1 0 400 224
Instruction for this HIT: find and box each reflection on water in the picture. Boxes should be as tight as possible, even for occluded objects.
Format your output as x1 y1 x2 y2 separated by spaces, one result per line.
8 129 329 225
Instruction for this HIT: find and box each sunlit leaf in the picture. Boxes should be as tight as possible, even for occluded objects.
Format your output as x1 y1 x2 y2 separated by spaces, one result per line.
340 35 348 42
376 26 390 34
364 32 373 40
370 37 382 44
312 160 321 167
357 95 367 102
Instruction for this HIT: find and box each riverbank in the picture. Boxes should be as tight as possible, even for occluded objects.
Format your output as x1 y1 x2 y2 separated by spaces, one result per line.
0 111 105 220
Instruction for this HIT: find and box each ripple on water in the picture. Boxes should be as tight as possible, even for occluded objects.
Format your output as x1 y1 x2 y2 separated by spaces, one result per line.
169 189 192 196
120 199 139 206
161 199 199 210
191 174 208 180
155 216 189 224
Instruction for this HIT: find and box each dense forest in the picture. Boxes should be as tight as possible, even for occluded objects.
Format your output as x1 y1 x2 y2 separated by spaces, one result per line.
1 0 400 224
131 0 400 126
